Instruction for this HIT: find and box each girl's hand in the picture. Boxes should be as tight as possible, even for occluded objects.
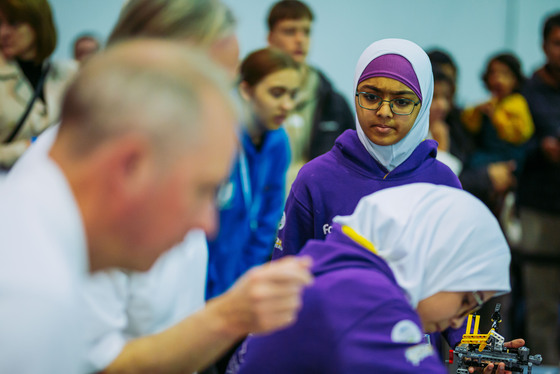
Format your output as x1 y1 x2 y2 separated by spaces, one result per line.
468 339 526 374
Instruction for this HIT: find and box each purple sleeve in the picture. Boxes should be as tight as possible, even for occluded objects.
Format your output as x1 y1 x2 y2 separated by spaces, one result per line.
336 302 447 374
272 188 314 259
442 318 468 348
227 298 447 374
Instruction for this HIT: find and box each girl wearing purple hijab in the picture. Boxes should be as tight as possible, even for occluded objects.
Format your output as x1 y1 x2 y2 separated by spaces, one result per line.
272 37 464 357
273 38 460 260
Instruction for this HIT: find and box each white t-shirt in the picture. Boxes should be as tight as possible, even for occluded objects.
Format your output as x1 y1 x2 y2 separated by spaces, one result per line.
0 154 89 374
18 126 210 373
85 230 208 372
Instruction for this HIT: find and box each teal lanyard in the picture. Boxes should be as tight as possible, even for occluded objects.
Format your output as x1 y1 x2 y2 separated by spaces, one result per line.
238 147 261 231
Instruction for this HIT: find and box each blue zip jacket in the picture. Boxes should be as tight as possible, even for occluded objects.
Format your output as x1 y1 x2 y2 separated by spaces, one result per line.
206 127 290 299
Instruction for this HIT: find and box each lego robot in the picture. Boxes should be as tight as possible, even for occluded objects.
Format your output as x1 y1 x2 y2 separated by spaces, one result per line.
450 303 543 373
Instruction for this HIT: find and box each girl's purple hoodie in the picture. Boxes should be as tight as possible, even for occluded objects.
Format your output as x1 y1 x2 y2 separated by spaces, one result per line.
273 129 461 259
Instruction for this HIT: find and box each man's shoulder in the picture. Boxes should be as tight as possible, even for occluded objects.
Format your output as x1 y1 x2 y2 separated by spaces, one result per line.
524 66 560 94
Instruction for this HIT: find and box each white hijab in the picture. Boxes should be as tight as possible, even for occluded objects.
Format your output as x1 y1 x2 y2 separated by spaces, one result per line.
353 39 433 171
333 183 511 308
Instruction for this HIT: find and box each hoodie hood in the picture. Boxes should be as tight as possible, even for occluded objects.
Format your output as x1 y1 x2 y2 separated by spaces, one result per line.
333 130 438 178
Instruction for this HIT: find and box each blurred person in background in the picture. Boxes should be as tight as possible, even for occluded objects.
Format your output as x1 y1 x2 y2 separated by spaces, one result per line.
266 0 353 191
428 49 518 236
0 0 77 172
517 11 560 366
108 0 240 82
206 47 300 300
428 67 463 175
461 52 533 217
72 32 102 65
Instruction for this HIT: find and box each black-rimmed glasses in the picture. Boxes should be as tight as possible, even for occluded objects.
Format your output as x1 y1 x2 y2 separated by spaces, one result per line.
355 92 420 115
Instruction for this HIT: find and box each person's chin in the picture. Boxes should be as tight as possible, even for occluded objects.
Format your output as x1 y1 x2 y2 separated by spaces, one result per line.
424 323 442 334
291 53 306 65
368 134 397 147
272 115 286 127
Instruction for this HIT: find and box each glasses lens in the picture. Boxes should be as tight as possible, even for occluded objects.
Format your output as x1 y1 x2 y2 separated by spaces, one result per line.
359 93 382 110
460 291 485 318
391 98 415 115
357 93 415 115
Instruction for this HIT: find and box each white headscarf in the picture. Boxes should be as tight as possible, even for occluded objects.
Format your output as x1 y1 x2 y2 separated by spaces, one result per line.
333 183 511 308
353 39 433 171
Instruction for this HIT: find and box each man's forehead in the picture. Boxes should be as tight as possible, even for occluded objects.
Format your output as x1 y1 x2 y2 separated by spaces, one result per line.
274 18 311 29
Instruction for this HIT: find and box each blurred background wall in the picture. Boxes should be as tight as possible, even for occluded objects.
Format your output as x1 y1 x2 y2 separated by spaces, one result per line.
50 0 559 107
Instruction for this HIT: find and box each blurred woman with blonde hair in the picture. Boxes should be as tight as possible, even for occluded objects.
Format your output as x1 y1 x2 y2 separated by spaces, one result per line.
109 0 239 80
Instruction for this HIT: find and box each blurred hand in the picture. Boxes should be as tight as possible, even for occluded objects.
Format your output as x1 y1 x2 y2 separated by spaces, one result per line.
542 136 560 163
468 339 526 374
487 161 516 194
218 256 313 337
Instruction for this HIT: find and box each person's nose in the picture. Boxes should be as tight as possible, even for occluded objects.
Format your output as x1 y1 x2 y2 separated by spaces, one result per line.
295 30 306 44
282 96 295 112
376 100 394 118
0 22 11 38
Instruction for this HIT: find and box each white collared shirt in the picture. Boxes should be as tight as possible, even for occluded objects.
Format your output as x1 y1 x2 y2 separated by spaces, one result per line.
0 153 89 373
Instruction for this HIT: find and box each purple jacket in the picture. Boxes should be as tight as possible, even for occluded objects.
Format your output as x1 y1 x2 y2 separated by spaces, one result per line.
227 225 447 374
273 129 462 258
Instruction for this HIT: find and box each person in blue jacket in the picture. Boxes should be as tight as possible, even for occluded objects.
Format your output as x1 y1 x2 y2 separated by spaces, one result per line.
206 47 301 299
227 183 522 374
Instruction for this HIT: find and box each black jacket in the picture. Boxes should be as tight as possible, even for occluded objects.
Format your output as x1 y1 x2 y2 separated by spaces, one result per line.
307 69 354 160
518 68 560 214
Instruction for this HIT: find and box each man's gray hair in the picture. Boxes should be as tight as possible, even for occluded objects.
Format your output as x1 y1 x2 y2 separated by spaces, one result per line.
59 38 235 158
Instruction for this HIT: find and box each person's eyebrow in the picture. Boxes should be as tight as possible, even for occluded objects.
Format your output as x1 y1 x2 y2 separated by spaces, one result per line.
358 84 415 96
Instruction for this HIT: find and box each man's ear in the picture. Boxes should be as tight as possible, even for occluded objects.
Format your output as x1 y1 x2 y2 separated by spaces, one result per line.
108 133 156 201
267 31 273 46
238 81 253 103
